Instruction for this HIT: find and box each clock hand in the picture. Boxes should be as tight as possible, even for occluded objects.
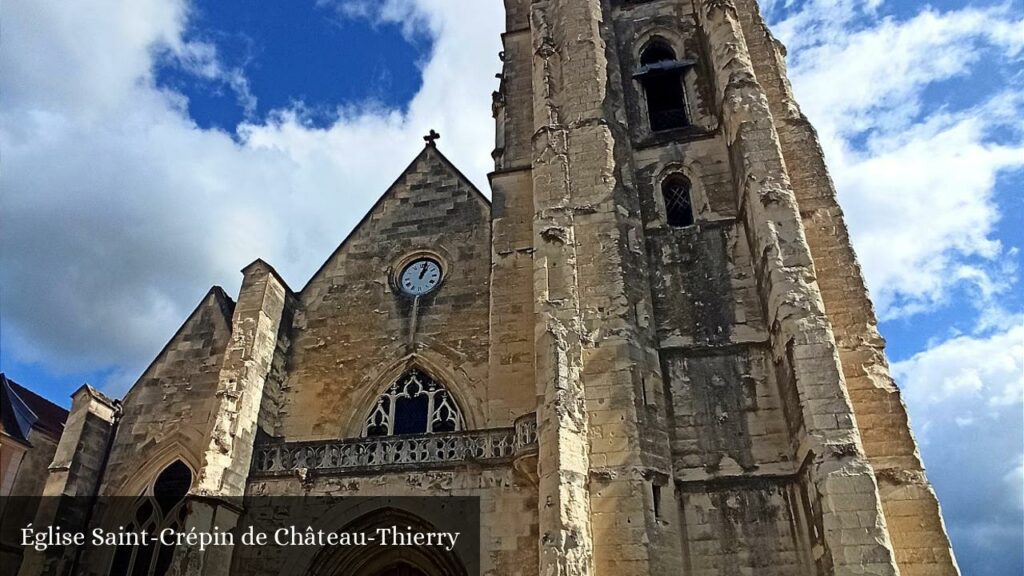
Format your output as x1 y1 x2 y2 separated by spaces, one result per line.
419 262 428 279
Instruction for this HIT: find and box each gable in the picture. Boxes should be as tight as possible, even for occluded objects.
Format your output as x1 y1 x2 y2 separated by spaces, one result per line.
279 146 493 440
122 286 235 403
102 286 236 495
301 144 490 295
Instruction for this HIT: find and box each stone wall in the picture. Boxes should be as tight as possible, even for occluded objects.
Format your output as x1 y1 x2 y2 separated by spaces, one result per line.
679 481 813 576
1 430 60 574
663 349 792 477
494 25 534 171
525 0 690 574
6 431 60 497
195 260 289 498
491 3 537 432
733 1 960 574
240 469 538 576
277 145 499 440
489 168 537 425
567 0 949 573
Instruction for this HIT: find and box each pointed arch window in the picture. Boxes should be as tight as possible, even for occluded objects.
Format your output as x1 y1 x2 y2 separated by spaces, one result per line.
662 175 695 227
108 461 191 576
636 41 692 132
364 369 464 437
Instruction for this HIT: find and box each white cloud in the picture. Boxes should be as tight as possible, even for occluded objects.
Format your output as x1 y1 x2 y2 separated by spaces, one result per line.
0 0 502 384
775 3 1024 319
891 322 1024 571
0 0 1021 571
1007 458 1024 511
833 97 1023 317
1 0 183 117
772 4 1024 571
893 322 1023 409
780 6 1023 130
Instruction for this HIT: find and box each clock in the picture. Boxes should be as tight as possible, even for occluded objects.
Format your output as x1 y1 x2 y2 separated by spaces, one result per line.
399 258 443 296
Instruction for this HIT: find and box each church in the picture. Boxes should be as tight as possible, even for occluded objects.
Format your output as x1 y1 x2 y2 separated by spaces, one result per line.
9 0 960 575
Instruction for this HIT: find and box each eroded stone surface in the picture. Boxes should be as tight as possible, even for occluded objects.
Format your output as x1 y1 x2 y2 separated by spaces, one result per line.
21 1 957 575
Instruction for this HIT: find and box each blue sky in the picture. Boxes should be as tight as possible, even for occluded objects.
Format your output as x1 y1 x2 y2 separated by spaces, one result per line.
1 0 1021 574
153 0 431 130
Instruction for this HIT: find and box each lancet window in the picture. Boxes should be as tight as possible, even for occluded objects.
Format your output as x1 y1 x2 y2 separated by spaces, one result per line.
364 370 464 436
637 40 691 131
662 175 695 227
108 461 191 576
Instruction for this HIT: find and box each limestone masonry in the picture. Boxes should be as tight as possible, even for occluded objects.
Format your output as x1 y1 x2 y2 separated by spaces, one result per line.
11 0 959 575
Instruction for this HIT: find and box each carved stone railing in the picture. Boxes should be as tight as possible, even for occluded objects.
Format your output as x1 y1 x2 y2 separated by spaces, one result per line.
252 413 537 476
513 412 537 454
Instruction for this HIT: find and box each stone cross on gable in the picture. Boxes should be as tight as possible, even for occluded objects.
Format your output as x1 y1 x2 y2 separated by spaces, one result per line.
423 129 440 146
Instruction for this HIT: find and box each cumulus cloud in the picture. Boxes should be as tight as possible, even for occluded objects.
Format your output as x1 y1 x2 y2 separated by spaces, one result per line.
0 0 501 388
892 323 1024 575
832 95 1023 317
2 0 1021 572
895 323 1023 410
773 2 1024 319
6 0 1017 382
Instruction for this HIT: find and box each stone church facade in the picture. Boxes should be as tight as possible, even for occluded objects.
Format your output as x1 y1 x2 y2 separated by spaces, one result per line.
15 0 959 575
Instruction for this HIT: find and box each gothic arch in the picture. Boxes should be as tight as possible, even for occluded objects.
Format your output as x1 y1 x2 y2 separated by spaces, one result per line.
632 27 716 132
342 353 483 438
661 174 695 227
101 459 195 576
653 161 711 225
92 446 197 575
303 508 468 576
634 31 686 64
635 34 691 132
107 438 201 498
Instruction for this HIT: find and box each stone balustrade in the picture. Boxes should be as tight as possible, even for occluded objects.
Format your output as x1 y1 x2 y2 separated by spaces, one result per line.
252 413 537 476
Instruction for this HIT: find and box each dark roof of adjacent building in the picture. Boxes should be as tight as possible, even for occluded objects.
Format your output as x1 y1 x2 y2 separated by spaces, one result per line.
0 373 69 444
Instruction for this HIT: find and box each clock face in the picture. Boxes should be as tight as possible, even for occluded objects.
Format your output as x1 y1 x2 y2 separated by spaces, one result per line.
399 258 443 296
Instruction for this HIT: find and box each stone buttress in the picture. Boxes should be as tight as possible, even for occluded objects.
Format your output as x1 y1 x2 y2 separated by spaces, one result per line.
493 0 958 575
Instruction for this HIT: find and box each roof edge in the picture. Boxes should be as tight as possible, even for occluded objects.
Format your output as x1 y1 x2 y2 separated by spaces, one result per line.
241 259 293 293
297 143 489 294
120 286 235 402
71 383 117 408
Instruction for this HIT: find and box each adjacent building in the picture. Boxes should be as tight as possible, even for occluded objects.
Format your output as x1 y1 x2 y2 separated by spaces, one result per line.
1 374 70 572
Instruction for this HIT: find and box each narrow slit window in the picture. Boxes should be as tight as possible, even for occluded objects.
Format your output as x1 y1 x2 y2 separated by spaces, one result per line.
662 176 695 227
652 484 663 519
638 42 689 131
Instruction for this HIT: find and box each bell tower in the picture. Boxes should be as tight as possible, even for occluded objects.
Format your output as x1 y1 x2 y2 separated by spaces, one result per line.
489 1 959 575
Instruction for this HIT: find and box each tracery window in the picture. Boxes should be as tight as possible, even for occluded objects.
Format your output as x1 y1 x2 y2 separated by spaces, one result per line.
662 175 695 227
637 41 691 131
364 370 464 436
108 461 191 576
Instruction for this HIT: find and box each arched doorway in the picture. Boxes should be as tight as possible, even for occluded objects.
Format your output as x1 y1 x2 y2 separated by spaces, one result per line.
305 508 467 576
